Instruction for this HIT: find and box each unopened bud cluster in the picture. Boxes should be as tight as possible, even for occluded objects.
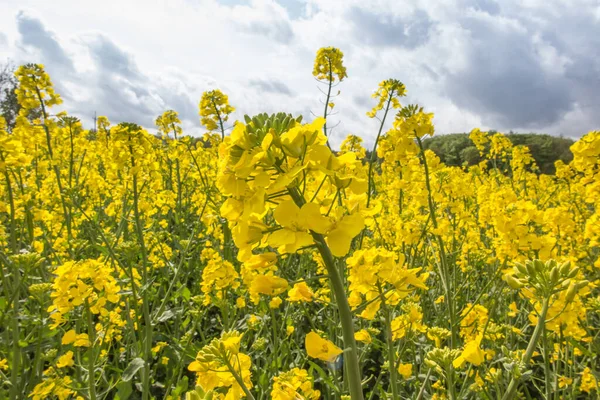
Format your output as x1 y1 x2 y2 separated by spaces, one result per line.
504 259 588 301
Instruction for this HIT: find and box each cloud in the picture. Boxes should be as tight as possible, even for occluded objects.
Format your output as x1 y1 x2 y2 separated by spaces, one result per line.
16 11 74 72
444 13 573 128
230 0 295 44
249 78 293 95
1 0 598 147
86 34 141 80
348 7 433 49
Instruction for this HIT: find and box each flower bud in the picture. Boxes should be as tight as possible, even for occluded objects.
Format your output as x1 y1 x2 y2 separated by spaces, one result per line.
505 274 524 289
533 260 545 274
565 284 578 303
567 267 580 279
526 263 537 279
559 260 571 276
515 263 528 276
549 266 559 285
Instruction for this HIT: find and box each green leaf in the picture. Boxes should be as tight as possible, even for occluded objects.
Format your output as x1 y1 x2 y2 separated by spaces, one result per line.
157 309 176 323
122 358 145 382
115 381 132 400
308 360 341 395
173 376 189 396
182 287 191 301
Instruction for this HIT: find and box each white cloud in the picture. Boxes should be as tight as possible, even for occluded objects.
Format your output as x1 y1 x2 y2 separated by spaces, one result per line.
0 0 598 148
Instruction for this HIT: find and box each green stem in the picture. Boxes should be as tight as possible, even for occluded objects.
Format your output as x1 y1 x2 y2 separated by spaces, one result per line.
366 92 394 208
130 143 153 400
322 59 333 149
222 353 256 400
86 302 97 400
288 188 364 400
501 297 551 400
416 136 457 348
379 285 399 400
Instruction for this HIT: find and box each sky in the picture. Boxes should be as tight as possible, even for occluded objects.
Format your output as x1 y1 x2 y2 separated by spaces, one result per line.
0 0 599 148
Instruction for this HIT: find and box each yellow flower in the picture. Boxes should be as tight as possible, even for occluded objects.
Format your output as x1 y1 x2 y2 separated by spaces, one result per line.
288 282 314 302
453 335 485 368
269 297 283 309
152 341 168 355
0 358 8 371
236 297 246 308
581 367 598 394
61 330 91 347
272 368 320 400
558 375 573 389
508 301 518 317
313 47 347 82
354 329 372 344
198 89 235 136
249 274 288 302
397 363 413 379
268 200 330 254
56 351 74 368
286 325 295 336
326 212 364 257
305 331 343 362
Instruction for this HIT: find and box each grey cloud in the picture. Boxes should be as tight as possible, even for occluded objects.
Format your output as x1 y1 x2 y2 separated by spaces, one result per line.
87 34 141 80
230 1 295 44
444 16 573 129
470 0 501 15
249 78 293 95
353 94 371 108
348 7 433 48
241 19 294 44
16 12 74 72
81 34 201 125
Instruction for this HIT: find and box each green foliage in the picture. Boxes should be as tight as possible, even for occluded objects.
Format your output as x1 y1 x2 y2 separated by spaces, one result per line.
0 61 20 131
423 132 575 174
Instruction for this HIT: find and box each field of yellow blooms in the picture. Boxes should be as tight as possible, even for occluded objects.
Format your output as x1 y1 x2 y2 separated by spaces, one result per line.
1 48 599 400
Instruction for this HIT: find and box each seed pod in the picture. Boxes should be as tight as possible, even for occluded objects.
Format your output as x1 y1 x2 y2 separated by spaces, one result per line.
575 280 589 291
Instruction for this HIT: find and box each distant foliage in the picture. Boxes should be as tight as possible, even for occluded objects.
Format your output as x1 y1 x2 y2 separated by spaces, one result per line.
423 132 574 174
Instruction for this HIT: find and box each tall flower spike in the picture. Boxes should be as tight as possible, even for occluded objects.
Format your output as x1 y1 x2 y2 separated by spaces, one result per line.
199 89 235 139
312 47 348 82
15 63 62 115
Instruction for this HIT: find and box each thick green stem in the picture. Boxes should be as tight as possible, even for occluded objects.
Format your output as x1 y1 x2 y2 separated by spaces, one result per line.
9 264 20 400
501 297 551 400
222 353 256 400
380 286 399 400
130 145 153 400
86 303 97 400
416 136 457 348
322 59 333 148
288 188 364 400
366 93 394 208
34 85 73 248
2 161 17 253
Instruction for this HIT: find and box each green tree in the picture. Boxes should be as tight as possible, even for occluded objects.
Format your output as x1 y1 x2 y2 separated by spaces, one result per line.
0 61 20 131
423 132 574 174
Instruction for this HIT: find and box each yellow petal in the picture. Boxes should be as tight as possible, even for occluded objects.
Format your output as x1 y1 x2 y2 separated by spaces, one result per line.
273 200 299 228
62 329 77 345
300 203 332 234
